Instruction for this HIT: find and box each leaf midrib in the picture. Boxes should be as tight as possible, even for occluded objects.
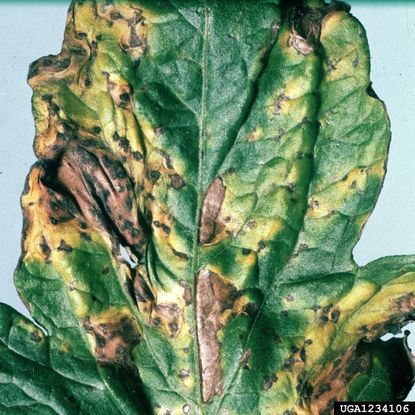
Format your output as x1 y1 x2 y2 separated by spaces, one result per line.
191 1 211 409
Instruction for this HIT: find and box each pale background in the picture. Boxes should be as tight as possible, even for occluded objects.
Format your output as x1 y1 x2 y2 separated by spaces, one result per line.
1 1 415 399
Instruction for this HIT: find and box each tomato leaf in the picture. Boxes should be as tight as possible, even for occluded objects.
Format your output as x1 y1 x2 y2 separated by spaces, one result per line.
2 1 415 414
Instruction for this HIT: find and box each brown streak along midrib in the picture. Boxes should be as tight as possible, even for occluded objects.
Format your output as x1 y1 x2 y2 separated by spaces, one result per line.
192 1 211 410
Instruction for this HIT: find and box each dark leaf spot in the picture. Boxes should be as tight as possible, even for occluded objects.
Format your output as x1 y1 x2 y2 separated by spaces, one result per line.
31 332 42 342
170 174 185 189
148 170 161 182
263 374 278 391
57 240 73 253
80 232 92 241
132 151 143 161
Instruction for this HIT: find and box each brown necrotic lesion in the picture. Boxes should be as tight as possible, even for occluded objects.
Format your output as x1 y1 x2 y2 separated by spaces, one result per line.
83 314 140 367
196 269 238 402
199 177 226 246
40 142 146 255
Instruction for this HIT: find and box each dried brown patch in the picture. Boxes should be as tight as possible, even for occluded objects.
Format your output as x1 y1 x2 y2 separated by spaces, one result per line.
150 303 182 338
305 347 371 414
196 269 238 402
288 34 314 55
398 293 415 313
41 143 145 251
263 374 278 391
199 178 226 245
134 269 154 316
83 315 140 367
287 1 350 53
180 281 193 306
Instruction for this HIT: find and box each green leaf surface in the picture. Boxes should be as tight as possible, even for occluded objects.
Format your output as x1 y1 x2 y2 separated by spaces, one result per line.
0 303 147 415
2 0 415 414
347 336 415 401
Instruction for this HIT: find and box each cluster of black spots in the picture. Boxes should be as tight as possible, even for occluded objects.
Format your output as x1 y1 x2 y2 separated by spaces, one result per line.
102 155 127 180
283 356 294 370
296 373 313 398
273 93 289 115
312 303 341 324
153 220 171 235
150 303 181 338
112 132 130 152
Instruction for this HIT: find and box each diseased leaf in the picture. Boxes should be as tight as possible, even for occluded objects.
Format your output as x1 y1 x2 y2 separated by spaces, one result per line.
2 0 415 414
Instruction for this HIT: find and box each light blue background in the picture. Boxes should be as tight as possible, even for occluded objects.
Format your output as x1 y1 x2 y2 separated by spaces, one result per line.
1 1 415 400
